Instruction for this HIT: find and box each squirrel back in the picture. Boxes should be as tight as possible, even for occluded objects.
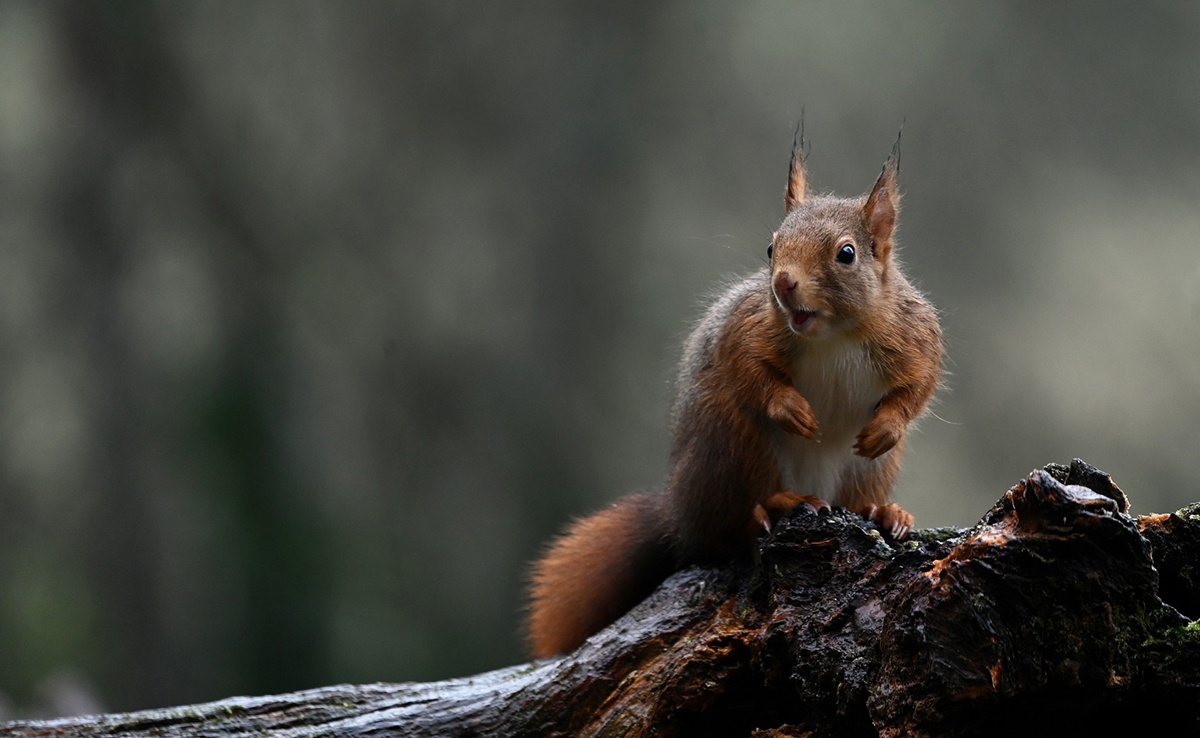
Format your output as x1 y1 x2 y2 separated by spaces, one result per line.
526 137 943 657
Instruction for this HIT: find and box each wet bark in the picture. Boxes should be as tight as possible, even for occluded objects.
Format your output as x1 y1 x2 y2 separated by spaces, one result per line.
7 460 1200 738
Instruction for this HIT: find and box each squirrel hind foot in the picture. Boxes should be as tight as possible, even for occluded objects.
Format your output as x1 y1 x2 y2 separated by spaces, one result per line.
766 491 830 514
756 491 832 533
861 502 913 540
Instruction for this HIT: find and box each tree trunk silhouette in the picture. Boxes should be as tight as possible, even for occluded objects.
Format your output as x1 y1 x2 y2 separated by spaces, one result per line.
7 460 1200 738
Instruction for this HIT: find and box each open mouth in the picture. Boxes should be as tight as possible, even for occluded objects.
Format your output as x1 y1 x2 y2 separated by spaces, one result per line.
790 309 817 333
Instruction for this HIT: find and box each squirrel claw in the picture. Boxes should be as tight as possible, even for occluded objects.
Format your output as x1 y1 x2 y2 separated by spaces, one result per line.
753 503 773 533
755 492 831 535
861 502 914 541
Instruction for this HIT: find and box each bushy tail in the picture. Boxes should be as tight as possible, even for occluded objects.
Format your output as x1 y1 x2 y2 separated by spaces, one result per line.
527 493 675 657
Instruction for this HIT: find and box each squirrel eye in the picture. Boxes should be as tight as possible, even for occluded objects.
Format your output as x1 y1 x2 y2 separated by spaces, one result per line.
836 243 856 265
767 242 774 259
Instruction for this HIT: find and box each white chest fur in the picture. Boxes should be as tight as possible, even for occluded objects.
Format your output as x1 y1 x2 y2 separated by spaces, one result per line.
774 336 887 505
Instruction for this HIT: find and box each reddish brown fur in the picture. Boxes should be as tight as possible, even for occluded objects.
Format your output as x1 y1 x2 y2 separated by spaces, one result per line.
527 494 672 658
526 143 943 656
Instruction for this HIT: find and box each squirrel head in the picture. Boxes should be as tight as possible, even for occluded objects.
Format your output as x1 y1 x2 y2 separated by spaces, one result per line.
768 146 900 338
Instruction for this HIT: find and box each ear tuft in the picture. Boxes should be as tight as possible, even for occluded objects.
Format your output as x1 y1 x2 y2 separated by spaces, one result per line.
784 118 809 213
863 152 900 260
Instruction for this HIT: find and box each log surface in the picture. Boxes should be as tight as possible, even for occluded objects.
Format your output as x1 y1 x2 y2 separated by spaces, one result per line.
6 460 1200 737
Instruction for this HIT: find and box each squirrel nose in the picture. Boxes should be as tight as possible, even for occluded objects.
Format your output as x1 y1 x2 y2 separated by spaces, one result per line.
774 270 798 296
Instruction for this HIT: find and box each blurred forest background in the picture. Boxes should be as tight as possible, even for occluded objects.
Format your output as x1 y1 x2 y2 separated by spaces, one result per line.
3 0 1200 718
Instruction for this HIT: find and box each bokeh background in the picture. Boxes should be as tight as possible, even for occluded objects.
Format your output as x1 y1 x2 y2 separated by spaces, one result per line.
3 0 1200 718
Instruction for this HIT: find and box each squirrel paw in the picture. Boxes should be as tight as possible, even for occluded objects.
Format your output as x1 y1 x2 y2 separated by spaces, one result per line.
767 388 819 439
753 503 772 533
861 502 913 540
854 410 901 458
755 492 830 533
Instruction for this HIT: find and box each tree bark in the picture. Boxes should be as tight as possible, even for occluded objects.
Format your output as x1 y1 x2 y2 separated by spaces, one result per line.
6 460 1200 737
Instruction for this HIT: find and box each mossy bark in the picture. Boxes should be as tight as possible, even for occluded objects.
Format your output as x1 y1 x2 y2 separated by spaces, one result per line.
7 460 1200 737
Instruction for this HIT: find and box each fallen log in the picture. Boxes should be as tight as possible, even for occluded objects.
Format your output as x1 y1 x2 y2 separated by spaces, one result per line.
6 460 1199 737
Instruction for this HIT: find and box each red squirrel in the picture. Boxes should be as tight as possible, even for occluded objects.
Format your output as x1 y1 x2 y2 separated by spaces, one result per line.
527 136 943 658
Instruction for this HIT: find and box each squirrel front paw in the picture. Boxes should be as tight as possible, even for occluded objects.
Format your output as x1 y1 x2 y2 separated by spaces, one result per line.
854 409 902 458
767 387 819 439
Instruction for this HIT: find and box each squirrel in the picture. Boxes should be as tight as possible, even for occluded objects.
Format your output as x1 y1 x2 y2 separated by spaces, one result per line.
526 135 943 658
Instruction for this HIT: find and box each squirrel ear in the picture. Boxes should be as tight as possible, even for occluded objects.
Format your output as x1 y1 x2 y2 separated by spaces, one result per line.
863 152 900 260
784 124 809 213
